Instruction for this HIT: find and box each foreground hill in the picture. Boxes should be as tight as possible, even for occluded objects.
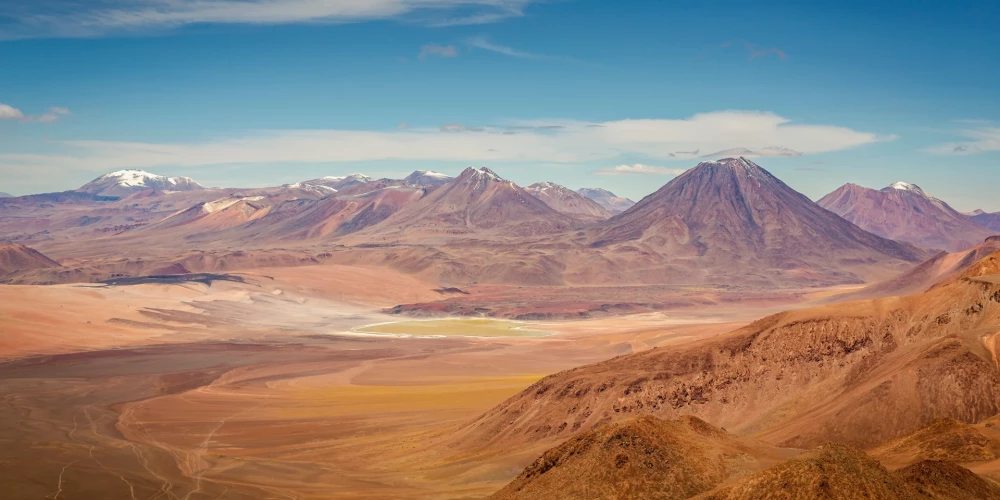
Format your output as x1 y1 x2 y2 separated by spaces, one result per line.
524 182 612 219
490 415 774 500
586 157 927 285
818 182 995 252
491 415 1000 500
844 236 1000 300
459 250 1000 454
77 169 204 197
895 460 1000 499
700 444 1000 500
871 418 997 465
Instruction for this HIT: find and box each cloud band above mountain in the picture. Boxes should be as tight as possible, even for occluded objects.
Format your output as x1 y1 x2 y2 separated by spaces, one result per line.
0 110 891 174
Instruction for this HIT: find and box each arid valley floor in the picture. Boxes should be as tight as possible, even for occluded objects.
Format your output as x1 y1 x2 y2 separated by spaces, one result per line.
1 265 771 499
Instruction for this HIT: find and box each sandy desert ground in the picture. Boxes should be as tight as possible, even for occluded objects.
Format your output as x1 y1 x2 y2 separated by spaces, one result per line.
0 264 772 499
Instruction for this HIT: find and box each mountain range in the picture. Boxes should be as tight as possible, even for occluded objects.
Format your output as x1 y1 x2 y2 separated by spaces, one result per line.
0 159 938 290
818 181 996 252
586 157 926 285
524 182 612 220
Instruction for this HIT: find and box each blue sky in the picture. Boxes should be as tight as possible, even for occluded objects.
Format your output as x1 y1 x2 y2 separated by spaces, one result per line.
1 0 998 210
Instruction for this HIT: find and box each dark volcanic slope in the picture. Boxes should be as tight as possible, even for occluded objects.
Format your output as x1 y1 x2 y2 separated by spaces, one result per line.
458 251 1000 454
490 415 763 500
819 182 995 252
524 182 612 220
588 157 927 284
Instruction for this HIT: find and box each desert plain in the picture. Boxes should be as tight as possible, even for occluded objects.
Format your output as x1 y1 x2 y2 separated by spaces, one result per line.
0 263 787 499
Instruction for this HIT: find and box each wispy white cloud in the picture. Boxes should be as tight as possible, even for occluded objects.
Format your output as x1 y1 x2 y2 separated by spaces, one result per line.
594 164 688 176
466 36 542 59
0 104 25 120
0 110 892 174
0 104 70 123
419 43 457 60
924 125 1000 155
0 0 539 39
28 106 72 123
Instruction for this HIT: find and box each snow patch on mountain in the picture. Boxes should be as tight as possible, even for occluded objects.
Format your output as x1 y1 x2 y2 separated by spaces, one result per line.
78 169 203 197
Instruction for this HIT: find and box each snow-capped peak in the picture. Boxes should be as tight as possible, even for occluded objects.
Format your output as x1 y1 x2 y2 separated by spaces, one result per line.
888 181 925 194
461 166 504 182
284 182 338 194
412 170 449 179
317 173 369 182
476 167 501 180
78 169 203 196
98 169 184 187
737 157 760 170
529 181 562 193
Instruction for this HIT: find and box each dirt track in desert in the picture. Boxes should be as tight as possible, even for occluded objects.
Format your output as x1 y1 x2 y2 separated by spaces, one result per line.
0 265 770 499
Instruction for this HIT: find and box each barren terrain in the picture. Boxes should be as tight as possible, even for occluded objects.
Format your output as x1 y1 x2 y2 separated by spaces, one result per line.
0 264 756 499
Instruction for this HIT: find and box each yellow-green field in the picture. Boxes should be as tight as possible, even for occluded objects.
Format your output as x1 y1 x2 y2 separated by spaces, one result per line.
355 318 554 337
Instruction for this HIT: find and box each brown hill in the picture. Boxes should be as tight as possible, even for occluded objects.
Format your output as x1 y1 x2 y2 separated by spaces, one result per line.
490 415 766 500
818 182 995 252
0 243 61 274
871 418 997 465
896 460 1000 499
587 158 927 286
151 196 271 233
345 167 579 242
458 251 1000 455
228 186 426 242
524 182 612 220
843 236 1000 300
699 443 918 499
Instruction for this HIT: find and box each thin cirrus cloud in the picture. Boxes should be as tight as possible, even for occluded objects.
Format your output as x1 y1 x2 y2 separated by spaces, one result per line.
594 164 689 176
419 43 458 60
0 103 70 123
924 125 1000 155
0 0 539 39
466 36 542 59
0 111 892 175
721 40 788 61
